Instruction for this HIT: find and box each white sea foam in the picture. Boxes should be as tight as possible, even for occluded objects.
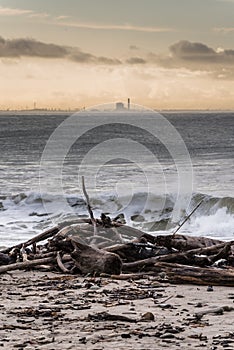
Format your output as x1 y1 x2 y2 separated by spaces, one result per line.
182 207 234 241
0 190 234 247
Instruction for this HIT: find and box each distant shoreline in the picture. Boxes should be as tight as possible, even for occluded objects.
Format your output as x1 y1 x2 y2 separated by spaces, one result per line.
0 109 234 115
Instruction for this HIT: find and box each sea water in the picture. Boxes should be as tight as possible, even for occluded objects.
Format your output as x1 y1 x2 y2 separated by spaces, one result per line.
0 111 233 247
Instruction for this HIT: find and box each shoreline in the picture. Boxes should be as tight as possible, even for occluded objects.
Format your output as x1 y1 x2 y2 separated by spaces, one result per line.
1 270 234 349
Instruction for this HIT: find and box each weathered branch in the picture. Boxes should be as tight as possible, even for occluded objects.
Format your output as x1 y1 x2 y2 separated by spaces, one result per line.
81 176 97 236
122 240 234 272
195 306 234 318
56 252 70 273
172 200 203 236
1 226 59 254
102 272 154 280
153 262 234 286
0 256 55 274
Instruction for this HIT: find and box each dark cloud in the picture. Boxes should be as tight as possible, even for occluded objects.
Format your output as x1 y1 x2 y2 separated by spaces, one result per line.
69 50 95 63
126 41 234 73
2 36 234 78
97 56 122 65
0 36 67 58
170 41 215 60
145 41 234 79
126 57 146 64
225 49 234 56
0 36 122 65
169 40 234 65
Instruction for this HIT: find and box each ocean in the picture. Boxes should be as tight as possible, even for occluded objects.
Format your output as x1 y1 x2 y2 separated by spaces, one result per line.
0 108 234 248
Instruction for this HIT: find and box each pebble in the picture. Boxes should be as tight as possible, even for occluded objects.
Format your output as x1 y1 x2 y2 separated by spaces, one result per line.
157 303 174 309
160 333 175 339
121 333 131 338
140 312 155 321
207 286 214 292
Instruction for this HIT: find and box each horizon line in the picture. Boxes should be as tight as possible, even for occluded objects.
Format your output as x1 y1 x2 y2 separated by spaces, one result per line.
1 108 234 113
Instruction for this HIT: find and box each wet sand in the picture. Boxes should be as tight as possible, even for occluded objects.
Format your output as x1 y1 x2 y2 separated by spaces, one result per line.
0 271 234 349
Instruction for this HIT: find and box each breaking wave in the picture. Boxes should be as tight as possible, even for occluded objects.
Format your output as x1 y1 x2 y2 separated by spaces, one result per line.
0 191 234 247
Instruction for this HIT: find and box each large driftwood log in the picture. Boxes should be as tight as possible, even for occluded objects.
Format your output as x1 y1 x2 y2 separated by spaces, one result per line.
70 237 122 275
0 256 55 274
122 240 234 272
157 240 234 265
152 262 234 286
142 233 224 251
55 222 145 248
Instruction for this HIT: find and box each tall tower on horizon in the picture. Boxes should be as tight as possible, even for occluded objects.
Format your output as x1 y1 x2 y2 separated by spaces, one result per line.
128 98 130 110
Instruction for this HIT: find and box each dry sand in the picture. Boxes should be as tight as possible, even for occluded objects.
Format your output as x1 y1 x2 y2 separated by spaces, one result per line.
0 270 234 349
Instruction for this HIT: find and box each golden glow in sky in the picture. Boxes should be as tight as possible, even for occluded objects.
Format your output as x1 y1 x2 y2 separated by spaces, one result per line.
1 0 234 110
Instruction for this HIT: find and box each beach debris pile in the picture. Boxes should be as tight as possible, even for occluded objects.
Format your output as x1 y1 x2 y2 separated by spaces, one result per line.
1 178 234 286
1 213 234 286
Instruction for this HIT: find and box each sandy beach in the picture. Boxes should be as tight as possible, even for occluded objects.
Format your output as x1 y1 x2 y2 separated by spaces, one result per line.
0 270 234 349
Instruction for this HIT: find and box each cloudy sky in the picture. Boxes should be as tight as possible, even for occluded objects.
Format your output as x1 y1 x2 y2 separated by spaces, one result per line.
1 0 234 109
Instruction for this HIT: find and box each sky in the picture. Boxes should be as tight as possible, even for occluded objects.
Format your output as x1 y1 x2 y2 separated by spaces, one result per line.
1 0 234 109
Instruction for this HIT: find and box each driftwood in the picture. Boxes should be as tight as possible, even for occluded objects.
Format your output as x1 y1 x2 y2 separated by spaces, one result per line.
81 176 97 236
1 226 59 255
1 224 233 287
122 240 234 272
106 240 169 262
102 272 154 280
194 306 234 318
0 256 55 274
172 200 203 236
70 237 122 275
0 185 233 286
0 252 15 265
56 252 70 273
87 311 136 323
152 262 234 287
141 233 224 251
